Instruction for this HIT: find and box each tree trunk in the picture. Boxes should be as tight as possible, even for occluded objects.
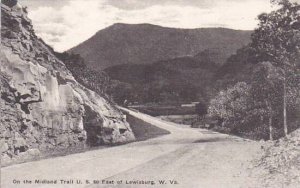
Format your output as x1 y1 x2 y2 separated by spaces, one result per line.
269 115 273 141
266 101 273 140
283 73 288 137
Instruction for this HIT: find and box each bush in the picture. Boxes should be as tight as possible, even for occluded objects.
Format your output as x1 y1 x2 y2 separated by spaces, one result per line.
208 82 251 130
195 102 208 117
2 0 18 7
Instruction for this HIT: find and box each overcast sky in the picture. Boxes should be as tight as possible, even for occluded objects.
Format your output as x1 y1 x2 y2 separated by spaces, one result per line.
18 0 295 52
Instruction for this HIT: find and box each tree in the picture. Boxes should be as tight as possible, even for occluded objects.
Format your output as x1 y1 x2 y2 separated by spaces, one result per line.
208 82 251 130
251 0 300 136
195 102 208 120
251 62 283 140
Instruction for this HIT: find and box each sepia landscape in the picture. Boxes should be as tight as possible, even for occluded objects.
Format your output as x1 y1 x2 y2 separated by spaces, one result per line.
0 0 300 187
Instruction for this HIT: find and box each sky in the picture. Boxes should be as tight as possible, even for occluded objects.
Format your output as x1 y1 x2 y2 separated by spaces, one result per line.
17 0 295 52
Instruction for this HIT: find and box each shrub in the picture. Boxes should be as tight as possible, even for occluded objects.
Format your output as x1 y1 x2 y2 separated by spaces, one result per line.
2 0 18 7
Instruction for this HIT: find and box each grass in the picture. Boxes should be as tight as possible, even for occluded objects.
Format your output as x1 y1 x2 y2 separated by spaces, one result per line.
125 113 170 141
159 115 198 125
130 105 196 116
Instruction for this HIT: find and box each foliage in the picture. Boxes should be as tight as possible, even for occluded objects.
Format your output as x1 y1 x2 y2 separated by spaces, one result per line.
105 56 216 105
208 82 251 131
251 62 283 114
250 0 300 136
195 102 208 117
287 70 300 106
251 62 285 139
216 46 257 79
251 0 300 67
208 61 300 140
2 0 18 7
108 81 134 105
56 52 112 100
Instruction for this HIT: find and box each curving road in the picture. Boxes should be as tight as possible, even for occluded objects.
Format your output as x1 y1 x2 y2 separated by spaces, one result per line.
1 108 263 188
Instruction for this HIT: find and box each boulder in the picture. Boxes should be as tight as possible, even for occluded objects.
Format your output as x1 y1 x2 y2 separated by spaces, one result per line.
0 140 9 153
13 137 27 148
26 148 40 157
1 154 13 166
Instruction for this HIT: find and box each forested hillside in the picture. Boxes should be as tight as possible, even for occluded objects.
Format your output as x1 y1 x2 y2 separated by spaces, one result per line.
105 51 220 104
69 23 251 70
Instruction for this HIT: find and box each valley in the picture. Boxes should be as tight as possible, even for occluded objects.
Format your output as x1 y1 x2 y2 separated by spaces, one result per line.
1 0 300 187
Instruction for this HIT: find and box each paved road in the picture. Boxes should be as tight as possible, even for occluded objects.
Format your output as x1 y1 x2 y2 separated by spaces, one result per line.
1 108 263 188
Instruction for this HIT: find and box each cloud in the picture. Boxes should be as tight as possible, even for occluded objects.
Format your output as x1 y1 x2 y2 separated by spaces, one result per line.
105 0 215 10
27 0 275 52
105 0 272 10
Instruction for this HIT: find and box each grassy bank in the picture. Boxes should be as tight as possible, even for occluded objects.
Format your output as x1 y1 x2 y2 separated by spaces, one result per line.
125 113 170 141
159 115 198 125
129 105 196 116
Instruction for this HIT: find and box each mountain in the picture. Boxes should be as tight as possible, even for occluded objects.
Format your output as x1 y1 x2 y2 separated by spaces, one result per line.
0 1 134 166
69 23 252 70
214 46 258 88
105 53 219 104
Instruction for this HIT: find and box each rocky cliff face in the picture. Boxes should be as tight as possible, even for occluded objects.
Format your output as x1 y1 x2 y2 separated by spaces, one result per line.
0 2 135 166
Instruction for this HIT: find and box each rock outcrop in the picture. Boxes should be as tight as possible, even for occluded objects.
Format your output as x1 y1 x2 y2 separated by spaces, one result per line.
0 2 135 166
252 129 300 188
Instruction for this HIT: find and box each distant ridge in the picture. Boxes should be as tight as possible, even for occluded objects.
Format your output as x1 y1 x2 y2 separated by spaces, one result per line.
69 23 252 70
